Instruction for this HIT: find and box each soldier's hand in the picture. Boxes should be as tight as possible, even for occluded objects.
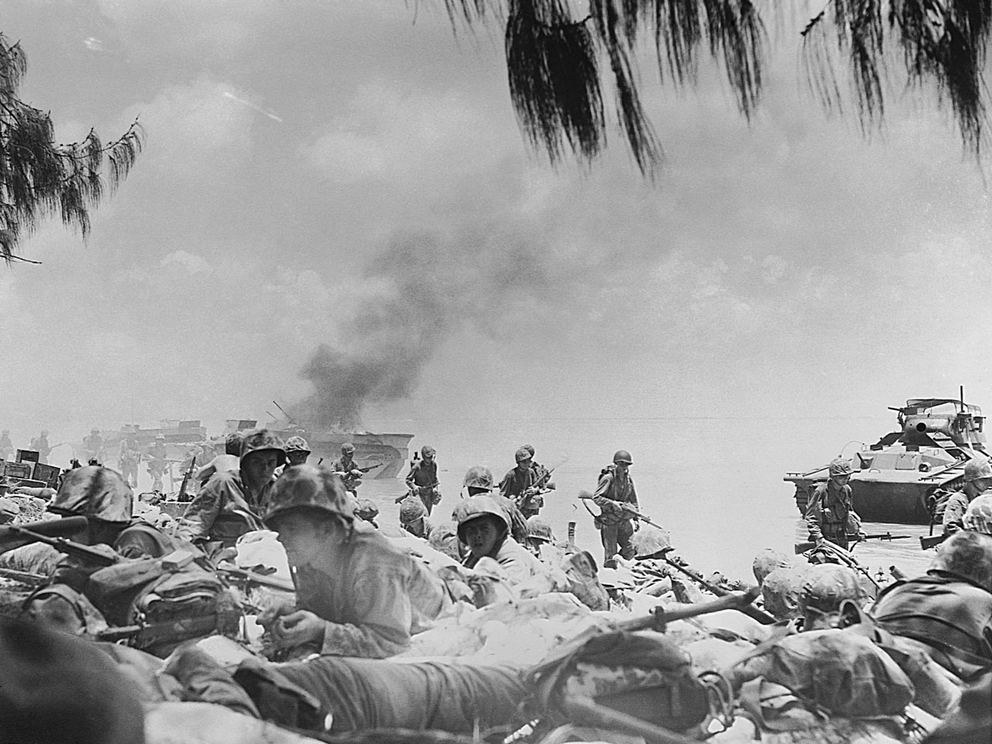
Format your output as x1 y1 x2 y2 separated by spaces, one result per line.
256 595 296 629
349 469 363 478
271 610 325 649
632 520 640 531
945 523 960 535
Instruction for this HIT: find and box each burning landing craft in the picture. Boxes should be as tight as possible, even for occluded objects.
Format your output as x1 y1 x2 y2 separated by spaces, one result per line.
784 392 992 524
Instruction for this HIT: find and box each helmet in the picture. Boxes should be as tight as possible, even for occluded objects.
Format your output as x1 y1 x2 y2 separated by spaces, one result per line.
91 428 100 434
828 458 854 478
428 523 462 560
463 465 494 491
452 496 511 542
631 526 672 558
224 431 245 456
613 450 633 464
240 429 287 466
762 566 808 621
932 530 992 592
49 466 132 524
420 445 436 459
399 497 427 525
964 459 992 483
752 548 792 585
341 442 355 455
354 498 379 521
526 515 554 543
285 436 311 454
514 447 532 464
963 494 992 534
800 564 864 623
521 444 536 457
262 464 354 527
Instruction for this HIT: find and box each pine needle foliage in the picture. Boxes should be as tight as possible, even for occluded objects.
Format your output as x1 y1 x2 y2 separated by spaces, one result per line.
444 0 992 171
0 32 143 263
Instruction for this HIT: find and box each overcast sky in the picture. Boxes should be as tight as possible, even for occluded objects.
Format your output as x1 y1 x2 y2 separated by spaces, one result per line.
2 0 991 457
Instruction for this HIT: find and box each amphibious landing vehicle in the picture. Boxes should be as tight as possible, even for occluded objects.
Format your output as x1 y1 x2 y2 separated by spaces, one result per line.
785 395 991 524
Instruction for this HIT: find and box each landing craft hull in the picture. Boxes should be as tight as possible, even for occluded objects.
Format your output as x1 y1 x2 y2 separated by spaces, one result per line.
305 432 414 479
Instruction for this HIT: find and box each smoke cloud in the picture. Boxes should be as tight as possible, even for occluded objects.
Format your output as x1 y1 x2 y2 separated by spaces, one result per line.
294 223 567 429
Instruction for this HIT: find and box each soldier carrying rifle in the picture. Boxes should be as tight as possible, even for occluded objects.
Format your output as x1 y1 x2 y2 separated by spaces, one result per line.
590 450 639 568
405 445 440 515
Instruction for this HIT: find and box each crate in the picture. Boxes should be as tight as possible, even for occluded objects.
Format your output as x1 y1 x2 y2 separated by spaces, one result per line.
3 462 32 480
30 463 60 488
16 449 39 464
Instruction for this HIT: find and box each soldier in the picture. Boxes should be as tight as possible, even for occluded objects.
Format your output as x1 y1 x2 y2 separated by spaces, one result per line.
330 442 363 493
524 515 555 557
354 498 380 529
0 430 13 461
117 427 142 488
181 429 285 549
804 457 864 551
196 431 244 488
83 428 104 464
258 464 447 658
591 449 639 568
31 430 52 464
963 493 992 534
869 529 992 679
453 495 544 585
499 448 539 509
399 496 430 538
283 436 311 468
405 445 440 514
144 435 169 492
797 563 865 631
463 465 529 544
942 459 992 535
22 466 176 634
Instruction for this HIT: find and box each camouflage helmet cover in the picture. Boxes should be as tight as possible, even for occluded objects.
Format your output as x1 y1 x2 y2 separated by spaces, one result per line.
240 429 287 466
631 526 672 559
341 442 356 455
284 436 311 454
262 464 354 527
828 458 854 478
932 529 992 591
463 465 494 491
354 498 379 520
526 515 554 543
49 466 132 524
420 445 435 458
800 563 864 617
963 458 992 483
452 495 511 542
399 496 428 524
514 447 532 464
521 444 536 457
762 565 808 621
752 548 793 585
962 493 992 534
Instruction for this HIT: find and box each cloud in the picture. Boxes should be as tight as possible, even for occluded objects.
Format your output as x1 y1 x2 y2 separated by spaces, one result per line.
161 250 211 274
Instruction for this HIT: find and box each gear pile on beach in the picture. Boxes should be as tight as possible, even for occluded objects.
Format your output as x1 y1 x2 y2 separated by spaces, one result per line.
0 431 988 744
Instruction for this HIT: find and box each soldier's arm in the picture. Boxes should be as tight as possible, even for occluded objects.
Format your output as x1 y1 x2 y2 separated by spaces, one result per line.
591 473 615 509
804 488 825 542
316 566 413 658
628 478 639 509
180 479 224 540
942 494 967 534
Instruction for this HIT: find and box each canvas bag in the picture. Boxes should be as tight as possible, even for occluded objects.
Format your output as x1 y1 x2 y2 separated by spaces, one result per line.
527 630 711 732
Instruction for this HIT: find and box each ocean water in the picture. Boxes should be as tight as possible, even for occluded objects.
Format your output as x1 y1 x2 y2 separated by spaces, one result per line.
358 416 936 584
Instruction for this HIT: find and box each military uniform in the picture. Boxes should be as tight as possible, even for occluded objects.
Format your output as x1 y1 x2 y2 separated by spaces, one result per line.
804 480 861 550
31 433 51 464
145 440 169 491
331 456 362 492
592 463 639 563
0 431 14 461
870 572 992 679
180 470 268 547
118 435 141 488
405 457 440 514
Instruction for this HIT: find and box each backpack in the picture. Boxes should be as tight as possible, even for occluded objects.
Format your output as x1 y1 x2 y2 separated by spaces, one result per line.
88 551 240 655
734 627 915 719
527 630 712 733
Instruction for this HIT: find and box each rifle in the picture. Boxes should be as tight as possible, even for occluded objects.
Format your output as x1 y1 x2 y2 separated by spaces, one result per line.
921 532 949 550
216 565 295 592
795 538 881 591
794 533 911 553
95 613 223 647
0 517 117 567
396 480 439 503
0 515 89 555
579 492 667 531
176 456 197 501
